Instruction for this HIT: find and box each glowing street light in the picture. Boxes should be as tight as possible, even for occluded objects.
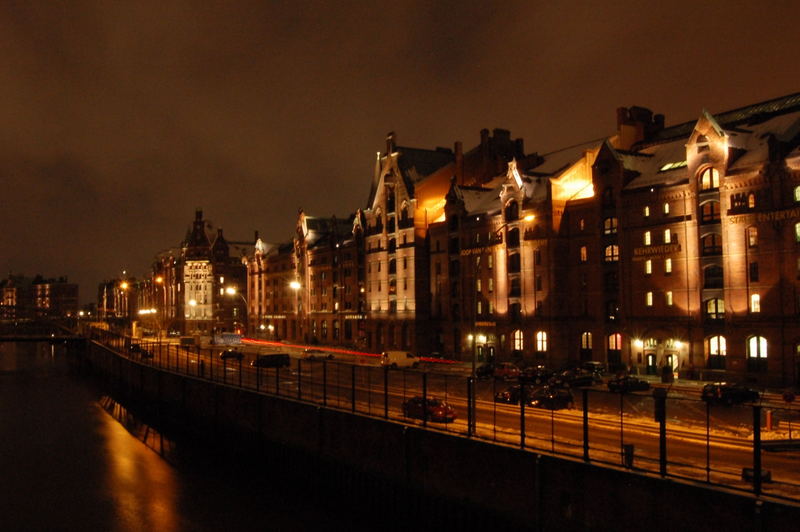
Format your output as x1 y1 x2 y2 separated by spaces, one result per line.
289 280 301 291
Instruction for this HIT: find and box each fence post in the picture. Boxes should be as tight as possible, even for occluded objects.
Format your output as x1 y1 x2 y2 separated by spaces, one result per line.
297 359 302 400
322 360 328 407
654 388 667 476
467 377 474 437
753 405 762 496
383 367 389 419
520 392 526 449
582 389 589 462
422 372 428 429
351 365 356 413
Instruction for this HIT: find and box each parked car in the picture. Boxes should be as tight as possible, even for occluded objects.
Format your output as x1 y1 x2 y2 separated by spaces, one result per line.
555 369 602 388
528 386 574 410
607 375 651 393
219 348 244 361
581 361 607 375
402 396 457 423
380 350 420 369
519 365 553 385
475 363 495 379
250 353 290 368
701 382 760 405
494 384 535 404
493 362 521 380
301 348 334 361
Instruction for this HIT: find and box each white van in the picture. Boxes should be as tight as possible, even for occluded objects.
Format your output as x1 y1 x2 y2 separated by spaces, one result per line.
380 350 420 369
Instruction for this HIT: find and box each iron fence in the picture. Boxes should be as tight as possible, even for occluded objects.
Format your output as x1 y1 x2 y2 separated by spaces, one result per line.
88 328 800 503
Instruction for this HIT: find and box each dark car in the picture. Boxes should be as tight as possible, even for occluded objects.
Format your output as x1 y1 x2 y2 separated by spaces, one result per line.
607 375 650 393
402 396 457 423
250 353 290 368
494 362 521 380
556 369 602 388
475 363 495 379
219 348 244 361
701 382 760 405
529 386 574 410
519 365 553 385
581 361 607 375
494 384 535 405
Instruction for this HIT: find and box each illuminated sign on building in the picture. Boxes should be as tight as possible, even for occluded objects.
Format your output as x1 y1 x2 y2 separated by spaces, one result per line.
632 243 682 261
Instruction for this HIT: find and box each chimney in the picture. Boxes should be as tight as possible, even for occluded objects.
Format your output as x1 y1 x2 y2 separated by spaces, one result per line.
195 209 203 221
454 141 464 185
386 131 396 155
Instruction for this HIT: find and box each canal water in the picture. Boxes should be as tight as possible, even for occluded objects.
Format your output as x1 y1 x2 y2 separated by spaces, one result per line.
0 342 371 532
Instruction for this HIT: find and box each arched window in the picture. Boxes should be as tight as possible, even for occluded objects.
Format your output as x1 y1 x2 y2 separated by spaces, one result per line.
705 298 725 319
505 201 519 222
581 332 592 349
513 329 524 350
603 217 618 234
747 335 768 372
664 229 672 244
507 227 520 248
535 331 548 352
747 226 758 247
608 333 622 350
699 167 719 191
607 333 622 366
700 201 721 223
604 245 619 262
750 293 761 313
705 335 727 369
701 233 722 256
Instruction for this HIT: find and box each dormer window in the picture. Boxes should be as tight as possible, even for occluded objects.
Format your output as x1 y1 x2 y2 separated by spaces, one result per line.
697 135 710 153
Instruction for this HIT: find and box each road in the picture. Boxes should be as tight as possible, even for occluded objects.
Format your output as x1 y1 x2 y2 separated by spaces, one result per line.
110 335 800 501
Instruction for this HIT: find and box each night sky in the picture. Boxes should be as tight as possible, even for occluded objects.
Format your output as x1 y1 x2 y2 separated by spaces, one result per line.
1 1 798 302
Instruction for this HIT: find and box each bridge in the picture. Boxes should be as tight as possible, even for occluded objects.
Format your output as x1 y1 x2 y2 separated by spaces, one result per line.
0 319 85 345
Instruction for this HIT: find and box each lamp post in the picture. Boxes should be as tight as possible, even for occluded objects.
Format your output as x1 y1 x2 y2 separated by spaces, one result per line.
224 286 248 335
290 280 301 342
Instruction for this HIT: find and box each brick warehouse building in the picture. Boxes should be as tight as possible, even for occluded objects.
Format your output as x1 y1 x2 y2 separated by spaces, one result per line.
237 91 800 386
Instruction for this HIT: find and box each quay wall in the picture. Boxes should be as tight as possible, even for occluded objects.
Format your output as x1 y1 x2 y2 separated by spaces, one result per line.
82 341 800 531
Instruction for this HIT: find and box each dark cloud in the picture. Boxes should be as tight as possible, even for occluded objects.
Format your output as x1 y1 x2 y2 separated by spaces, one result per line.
1 0 799 301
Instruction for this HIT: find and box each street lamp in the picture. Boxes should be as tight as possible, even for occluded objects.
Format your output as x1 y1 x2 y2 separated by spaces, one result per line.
224 286 248 335
290 280 302 342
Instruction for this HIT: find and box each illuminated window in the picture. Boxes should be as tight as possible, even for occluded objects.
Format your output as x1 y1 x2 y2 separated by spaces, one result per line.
665 258 672 274
536 331 548 352
607 333 622 350
579 218 585 231
706 299 725 320
663 202 670 215
747 336 768 359
603 217 618 234
750 293 761 313
604 245 619 262
488 278 493 292
699 167 719 191
476 301 482 315
747 193 756 209
580 332 592 349
663 229 671 244
644 231 651 246
747 226 758 247
665 291 673 306
645 292 653 307
707 335 727 356
644 206 650 217
513 329 524 350
645 260 652 275
580 246 588 262
476 279 481 292
488 254 493 269
795 222 800 243
795 186 800 203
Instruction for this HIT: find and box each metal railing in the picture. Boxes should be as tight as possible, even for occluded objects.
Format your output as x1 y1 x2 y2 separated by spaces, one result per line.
88 328 800 503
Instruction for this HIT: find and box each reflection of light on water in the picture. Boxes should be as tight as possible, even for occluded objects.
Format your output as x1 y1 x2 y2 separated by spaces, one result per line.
98 397 179 532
